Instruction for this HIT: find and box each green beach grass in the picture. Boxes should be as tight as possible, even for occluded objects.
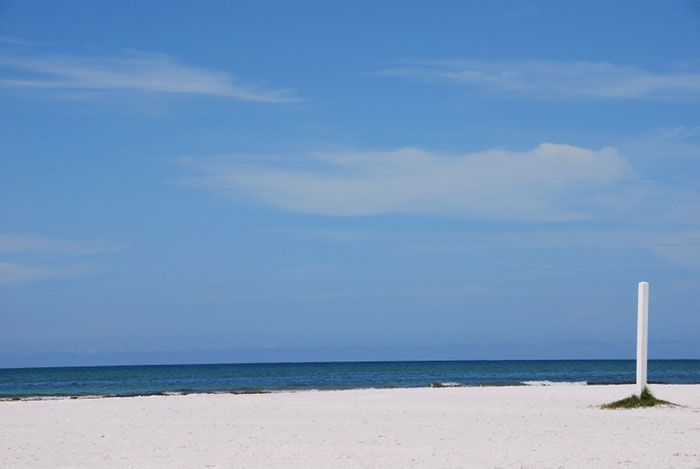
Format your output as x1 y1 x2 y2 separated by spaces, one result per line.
602 387 675 409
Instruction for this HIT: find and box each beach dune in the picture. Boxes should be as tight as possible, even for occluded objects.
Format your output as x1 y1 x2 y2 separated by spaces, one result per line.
2 384 699 468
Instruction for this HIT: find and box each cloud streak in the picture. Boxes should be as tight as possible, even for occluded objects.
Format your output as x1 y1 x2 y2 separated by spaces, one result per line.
0 51 299 103
652 232 700 268
0 36 44 47
0 234 125 286
378 58 700 100
183 143 638 221
0 233 126 256
0 262 95 286
644 125 700 143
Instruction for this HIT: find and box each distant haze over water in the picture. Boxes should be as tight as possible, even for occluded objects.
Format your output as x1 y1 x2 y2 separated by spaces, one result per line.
3 340 698 369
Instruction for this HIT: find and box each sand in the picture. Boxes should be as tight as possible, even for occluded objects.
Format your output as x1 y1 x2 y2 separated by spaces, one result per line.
2 384 699 468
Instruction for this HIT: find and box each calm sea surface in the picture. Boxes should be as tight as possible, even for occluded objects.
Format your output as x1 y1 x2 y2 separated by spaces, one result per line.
1 360 699 399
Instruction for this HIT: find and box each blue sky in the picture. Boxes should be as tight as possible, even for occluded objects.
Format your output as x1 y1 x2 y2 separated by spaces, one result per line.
1 1 700 366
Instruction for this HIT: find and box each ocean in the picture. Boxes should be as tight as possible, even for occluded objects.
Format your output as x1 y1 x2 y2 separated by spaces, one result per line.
1 359 699 399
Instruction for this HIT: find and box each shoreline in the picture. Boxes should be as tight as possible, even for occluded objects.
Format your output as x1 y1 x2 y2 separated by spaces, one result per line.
2 384 699 467
2 379 697 402
0 380 640 401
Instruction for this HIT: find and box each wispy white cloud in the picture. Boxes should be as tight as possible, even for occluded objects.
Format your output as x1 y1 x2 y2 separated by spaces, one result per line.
377 58 700 100
280 228 386 243
0 262 95 286
277 225 700 269
182 143 638 221
652 232 700 268
0 233 126 256
0 51 300 103
0 36 44 47
0 234 124 286
643 125 700 143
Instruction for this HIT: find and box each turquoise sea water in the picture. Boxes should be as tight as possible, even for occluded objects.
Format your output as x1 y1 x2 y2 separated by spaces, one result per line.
1 360 699 399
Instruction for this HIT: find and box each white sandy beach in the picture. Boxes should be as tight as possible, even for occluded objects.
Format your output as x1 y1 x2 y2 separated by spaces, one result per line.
2 384 699 468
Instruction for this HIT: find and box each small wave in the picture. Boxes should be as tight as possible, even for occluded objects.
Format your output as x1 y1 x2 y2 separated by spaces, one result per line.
1 395 99 402
522 380 588 386
429 382 462 388
471 381 525 387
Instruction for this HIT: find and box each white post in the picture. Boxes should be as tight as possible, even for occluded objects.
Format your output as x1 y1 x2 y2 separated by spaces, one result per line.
636 281 649 396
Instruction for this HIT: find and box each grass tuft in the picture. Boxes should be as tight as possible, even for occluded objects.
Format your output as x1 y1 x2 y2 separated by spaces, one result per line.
602 387 675 409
